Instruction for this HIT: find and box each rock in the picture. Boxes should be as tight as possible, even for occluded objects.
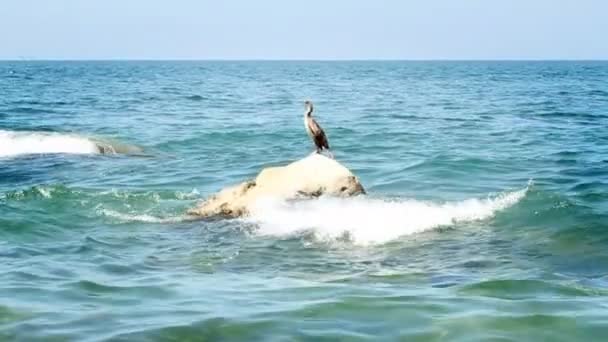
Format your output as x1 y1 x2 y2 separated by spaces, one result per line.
187 154 365 218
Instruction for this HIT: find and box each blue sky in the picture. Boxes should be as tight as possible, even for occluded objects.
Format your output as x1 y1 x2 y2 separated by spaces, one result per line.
1 0 607 60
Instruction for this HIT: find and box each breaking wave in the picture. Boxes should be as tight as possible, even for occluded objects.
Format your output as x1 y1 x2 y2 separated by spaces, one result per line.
0 130 141 157
246 187 528 245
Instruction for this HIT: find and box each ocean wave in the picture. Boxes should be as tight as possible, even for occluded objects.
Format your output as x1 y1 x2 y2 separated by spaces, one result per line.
1 185 200 203
185 94 205 101
0 185 200 226
0 130 141 157
245 187 528 245
97 208 187 223
0 185 72 200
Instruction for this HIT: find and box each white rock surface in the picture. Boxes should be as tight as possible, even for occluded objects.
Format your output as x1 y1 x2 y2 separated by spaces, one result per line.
187 154 365 218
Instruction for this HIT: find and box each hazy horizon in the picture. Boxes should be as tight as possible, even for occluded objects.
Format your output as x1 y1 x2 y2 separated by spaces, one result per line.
2 58 608 62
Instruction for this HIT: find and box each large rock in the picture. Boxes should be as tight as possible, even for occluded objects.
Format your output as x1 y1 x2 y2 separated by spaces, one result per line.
187 154 365 218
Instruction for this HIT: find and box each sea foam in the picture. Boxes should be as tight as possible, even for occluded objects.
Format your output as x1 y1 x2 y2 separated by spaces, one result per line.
0 130 101 157
0 130 138 157
98 208 186 224
245 187 528 245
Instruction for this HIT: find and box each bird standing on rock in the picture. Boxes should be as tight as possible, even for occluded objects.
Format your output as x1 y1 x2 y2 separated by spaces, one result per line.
303 100 333 158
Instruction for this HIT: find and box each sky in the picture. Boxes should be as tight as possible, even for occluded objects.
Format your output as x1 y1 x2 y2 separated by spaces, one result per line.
1 0 607 60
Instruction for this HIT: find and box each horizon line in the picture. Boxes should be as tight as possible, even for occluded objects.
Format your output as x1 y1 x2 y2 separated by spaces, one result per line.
1 58 607 62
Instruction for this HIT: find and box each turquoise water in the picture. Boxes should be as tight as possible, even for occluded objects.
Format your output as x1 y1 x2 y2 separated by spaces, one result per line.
1 61 608 341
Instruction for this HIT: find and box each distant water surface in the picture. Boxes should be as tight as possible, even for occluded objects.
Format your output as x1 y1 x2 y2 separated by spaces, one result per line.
1 61 608 340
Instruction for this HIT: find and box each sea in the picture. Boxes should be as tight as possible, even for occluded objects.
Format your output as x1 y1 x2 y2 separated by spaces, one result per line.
0 61 607 341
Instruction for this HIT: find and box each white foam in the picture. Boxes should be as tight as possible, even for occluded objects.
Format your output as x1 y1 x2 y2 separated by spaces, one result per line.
0 130 101 157
98 208 185 223
245 187 528 245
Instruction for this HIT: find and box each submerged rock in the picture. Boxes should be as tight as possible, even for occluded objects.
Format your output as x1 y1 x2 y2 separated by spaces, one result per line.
187 154 365 218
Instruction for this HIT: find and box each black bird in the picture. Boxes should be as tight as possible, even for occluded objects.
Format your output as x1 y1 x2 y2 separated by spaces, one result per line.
303 100 332 157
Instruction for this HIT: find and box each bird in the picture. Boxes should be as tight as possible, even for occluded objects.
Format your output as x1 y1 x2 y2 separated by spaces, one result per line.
303 100 333 158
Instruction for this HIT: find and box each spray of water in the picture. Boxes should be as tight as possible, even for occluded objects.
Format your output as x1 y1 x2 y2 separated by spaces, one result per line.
245 187 528 245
